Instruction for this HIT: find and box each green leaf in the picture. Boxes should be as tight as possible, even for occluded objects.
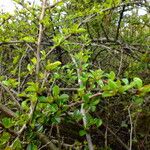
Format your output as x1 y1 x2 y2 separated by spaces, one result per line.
2 80 10 86
51 116 61 124
25 82 39 92
94 118 103 127
31 57 37 65
27 144 38 150
102 91 116 97
79 130 87 136
133 77 143 88
108 71 115 80
46 61 61 71
2 79 19 88
4 147 12 150
91 99 100 106
108 80 118 90
0 132 10 145
78 87 85 97
21 100 29 110
2 118 13 128
122 78 129 85
139 85 150 95
59 94 69 101
49 104 58 113
12 139 22 150
72 110 83 121
13 56 19 64
38 96 47 102
133 97 143 105
27 64 34 74
90 105 96 112
98 80 104 88
83 94 90 102
46 96 53 103
52 85 60 97
22 36 35 42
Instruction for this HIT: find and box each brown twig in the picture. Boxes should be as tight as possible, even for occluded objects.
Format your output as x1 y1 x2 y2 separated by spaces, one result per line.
36 132 59 150
0 122 18 137
128 104 133 150
36 0 47 81
0 82 21 110
115 2 126 41
107 126 129 150
0 104 16 118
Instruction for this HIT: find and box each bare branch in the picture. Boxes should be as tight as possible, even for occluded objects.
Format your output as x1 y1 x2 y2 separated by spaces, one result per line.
0 104 16 118
128 105 133 150
115 4 126 41
36 0 47 81
0 82 21 110
36 132 59 150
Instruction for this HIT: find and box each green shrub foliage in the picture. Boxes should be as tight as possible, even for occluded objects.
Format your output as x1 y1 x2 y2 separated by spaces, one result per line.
0 0 149 149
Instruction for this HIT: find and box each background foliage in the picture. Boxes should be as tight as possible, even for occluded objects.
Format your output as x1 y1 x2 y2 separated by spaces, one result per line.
0 0 150 150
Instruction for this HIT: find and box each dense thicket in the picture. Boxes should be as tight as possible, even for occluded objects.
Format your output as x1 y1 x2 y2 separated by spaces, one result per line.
0 0 150 150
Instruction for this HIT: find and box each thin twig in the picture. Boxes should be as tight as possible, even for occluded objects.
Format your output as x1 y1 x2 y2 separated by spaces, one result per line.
0 122 18 137
106 126 129 150
0 82 21 110
14 0 48 140
36 0 47 81
36 132 59 150
56 125 61 150
0 104 16 118
115 3 126 41
117 48 123 77
70 54 94 150
128 104 133 150
105 123 108 149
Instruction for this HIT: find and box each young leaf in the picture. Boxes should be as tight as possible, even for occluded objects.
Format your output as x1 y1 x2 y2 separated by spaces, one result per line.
0 132 10 145
52 85 60 97
46 61 61 71
21 100 29 110
94 118 103 127
2 118 14 128
108 80 118 90
108 71 115 80
133 77 143 88
31 57 37 65
59 94 69 101
79 130 87 136
12 139 22 150
122 78 129 85
102 91 116 97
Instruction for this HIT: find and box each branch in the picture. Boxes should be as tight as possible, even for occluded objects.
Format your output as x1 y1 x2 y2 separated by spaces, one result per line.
0 41 53 46
128 105 133 150
68 92 102 107
70 54 94 150
0 122 18 137
115 3 126 41
36 132 59 150
0 82 21 110
0 105 18 136
107 126 129 150
46 0 63 9
14 0 48 138
0 104 16 118
36 0 47 81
